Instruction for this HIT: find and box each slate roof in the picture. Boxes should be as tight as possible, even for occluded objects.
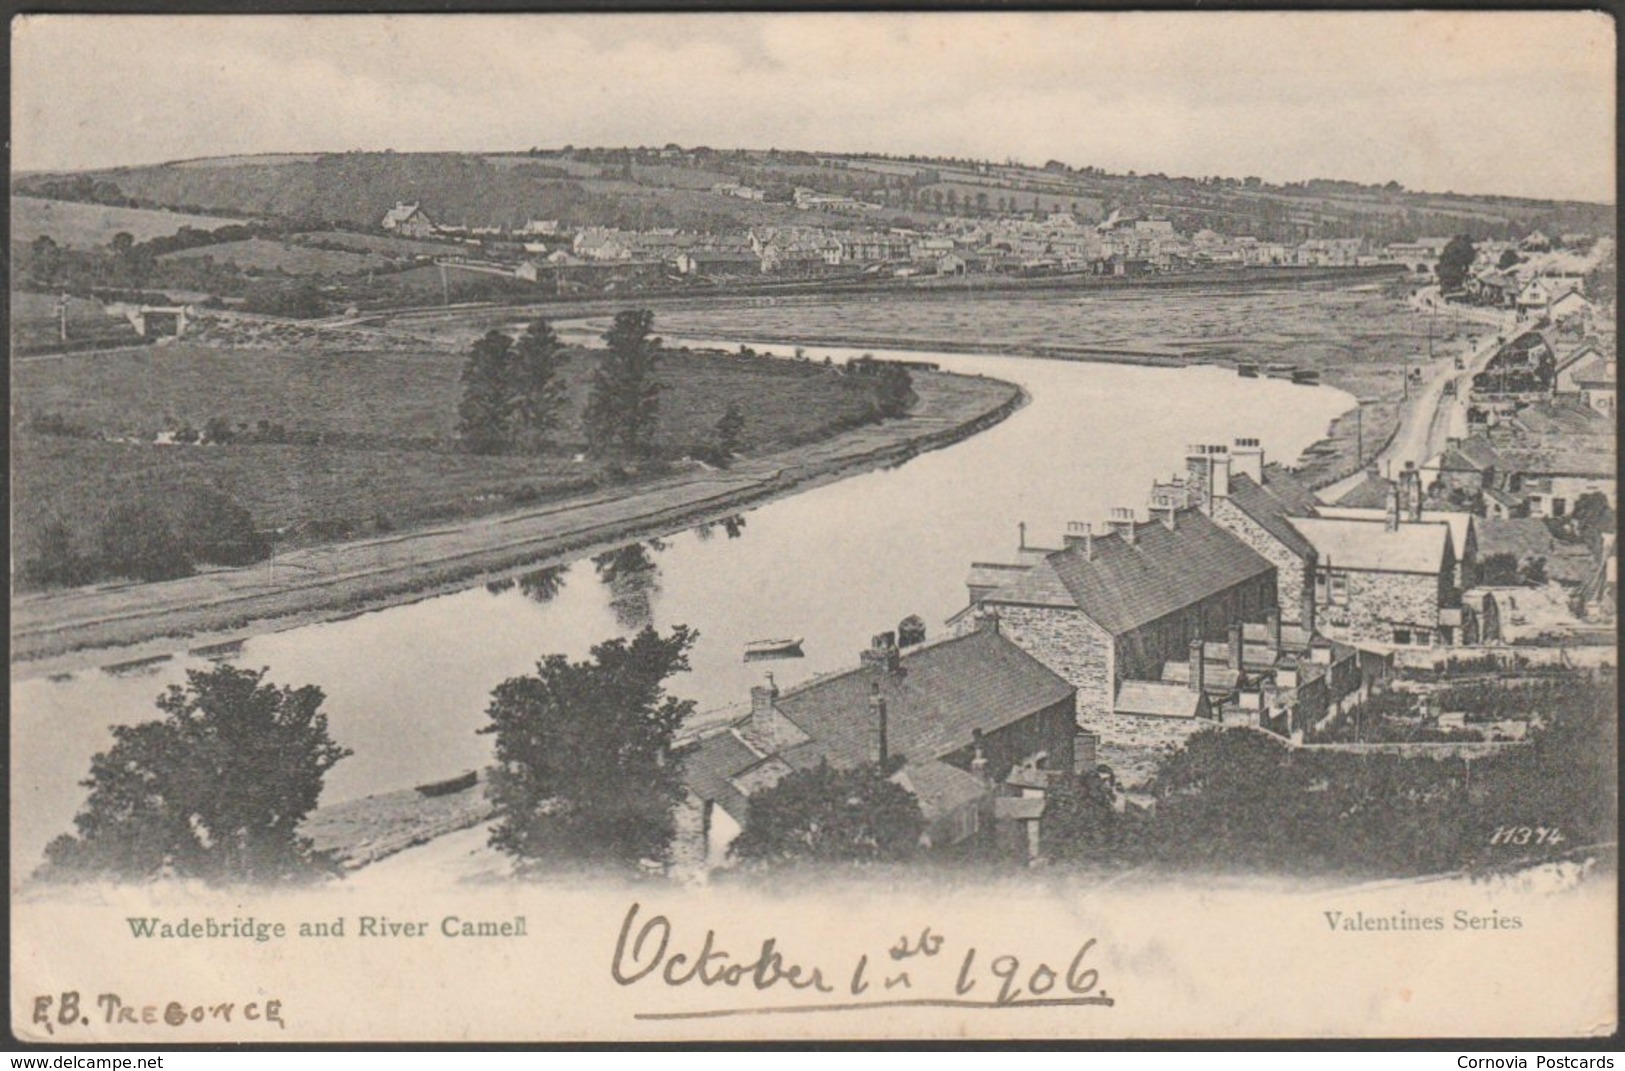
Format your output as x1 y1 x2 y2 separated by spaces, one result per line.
896 761 991 821
678 729 763 820
1430 437 1503 473
772 627 1075 772
1291 517 1453 575
1161 661 1244 692
983 508 1274 635
1113 680 1205 719
1226 471 1318 560
1334 473 1400 509
1495 445 1614 478
1317 506 1475 560
993 796 1047 821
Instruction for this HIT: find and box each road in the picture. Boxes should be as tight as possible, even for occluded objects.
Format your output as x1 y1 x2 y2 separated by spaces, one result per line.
1318 289 1517 503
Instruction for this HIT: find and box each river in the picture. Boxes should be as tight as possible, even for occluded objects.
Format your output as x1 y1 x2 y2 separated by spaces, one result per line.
10 344 1353 877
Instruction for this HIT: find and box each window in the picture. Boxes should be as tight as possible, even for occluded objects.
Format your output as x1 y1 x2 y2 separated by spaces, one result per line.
1551 498 1567 518
1414 629 1432 647
1327 571 1350 605
1393 628 1412 646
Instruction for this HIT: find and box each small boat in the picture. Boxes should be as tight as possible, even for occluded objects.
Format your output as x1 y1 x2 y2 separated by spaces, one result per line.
1291 369 1321 385
744 637 805 660
1236 362 1260 378
416 770 478 798
1266 363 1298 380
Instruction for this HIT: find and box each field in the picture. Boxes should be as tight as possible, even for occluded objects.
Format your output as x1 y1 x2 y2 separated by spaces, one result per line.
291 230 455 257
11 196 242 247
9 291 143 352
11 338 888 566
159 237 390 275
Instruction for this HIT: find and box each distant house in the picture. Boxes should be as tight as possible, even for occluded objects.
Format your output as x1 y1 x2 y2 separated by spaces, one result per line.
381 201 436 238
674 249 762 276
1549 287 1594 323
672 621 1077 872
1565 352 1618 418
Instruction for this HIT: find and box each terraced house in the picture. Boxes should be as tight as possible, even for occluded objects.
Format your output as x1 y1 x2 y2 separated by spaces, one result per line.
953 503 1278 749
673 621 1077 872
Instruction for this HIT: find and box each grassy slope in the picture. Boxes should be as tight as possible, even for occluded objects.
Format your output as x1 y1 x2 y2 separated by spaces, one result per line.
11 196 242 246
11 341 885 564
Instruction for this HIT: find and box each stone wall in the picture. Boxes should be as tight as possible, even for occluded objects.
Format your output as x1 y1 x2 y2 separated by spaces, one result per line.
1091 710 1217 750
987 605 1114 727
1211 497 1314 627
1316 569 1442 648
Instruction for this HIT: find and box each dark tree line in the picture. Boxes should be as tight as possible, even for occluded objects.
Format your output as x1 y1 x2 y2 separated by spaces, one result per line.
457 318 571 454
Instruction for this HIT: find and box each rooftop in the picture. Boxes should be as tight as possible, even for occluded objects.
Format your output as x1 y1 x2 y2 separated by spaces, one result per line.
1226 469 1320 560
981 508 1274 635
772 626 1075 772
1291 516 1453 575
1113 680 1205 719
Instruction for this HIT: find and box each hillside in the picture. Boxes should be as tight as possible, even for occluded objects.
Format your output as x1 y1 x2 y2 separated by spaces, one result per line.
14 147 1613 243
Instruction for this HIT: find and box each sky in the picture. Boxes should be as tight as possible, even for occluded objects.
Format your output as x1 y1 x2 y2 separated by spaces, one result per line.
10 12 1617 203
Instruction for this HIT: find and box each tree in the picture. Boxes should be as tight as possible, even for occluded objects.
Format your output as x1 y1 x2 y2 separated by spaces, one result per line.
96 503 194 582
458 329 518 454
712 401 746 462
1497 249 1522 270
1436 235 1477 294
729 762 924 866
1039 766 1121 863
510 317 570 452
39 665 351 884
22 521 89 588
480 625 698 870
584 309 662 457
1570 491 1616 553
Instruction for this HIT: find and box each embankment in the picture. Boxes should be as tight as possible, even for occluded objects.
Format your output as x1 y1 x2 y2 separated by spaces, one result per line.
10 370 1024 678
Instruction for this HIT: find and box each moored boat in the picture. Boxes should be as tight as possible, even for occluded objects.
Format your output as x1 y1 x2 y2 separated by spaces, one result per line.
1291 369 1321 385
416 770 479 798
1236 362 1260 378
744 637 804 660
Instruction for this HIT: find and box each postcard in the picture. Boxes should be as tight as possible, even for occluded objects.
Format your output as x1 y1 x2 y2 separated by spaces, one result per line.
9 10 1617 1043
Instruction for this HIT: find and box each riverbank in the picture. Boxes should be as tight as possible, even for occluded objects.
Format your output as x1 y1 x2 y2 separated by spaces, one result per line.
10 369 1024 679
661 327 1423 492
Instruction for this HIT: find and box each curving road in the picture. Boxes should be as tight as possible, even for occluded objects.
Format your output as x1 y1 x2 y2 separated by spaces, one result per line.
1318 290 1517 503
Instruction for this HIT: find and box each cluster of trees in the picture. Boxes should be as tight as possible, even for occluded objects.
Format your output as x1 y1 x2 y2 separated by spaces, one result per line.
1435 235 1477 293
1476 551 1549 587
457 317 571 454
845 355 916 420
40 665 351 884
21 490 270 589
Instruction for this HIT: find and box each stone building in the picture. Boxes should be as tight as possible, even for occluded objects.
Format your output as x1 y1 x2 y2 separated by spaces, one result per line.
954 505 1277 749
673 620 1076 873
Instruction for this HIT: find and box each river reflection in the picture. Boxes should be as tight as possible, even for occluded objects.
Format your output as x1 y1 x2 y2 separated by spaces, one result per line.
11 345 1355 876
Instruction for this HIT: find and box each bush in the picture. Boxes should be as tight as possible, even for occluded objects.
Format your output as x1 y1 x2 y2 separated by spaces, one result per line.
96 503 195 582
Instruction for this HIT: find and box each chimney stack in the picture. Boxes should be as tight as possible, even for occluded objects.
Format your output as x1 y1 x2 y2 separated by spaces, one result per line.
1109 507 1138 545
969 729 988 784
1184 444 1231 514
870 681 889 771
1188 638 1206 694
750 674 781 737
1162 505 1178 531
1232 437 1265 486
1228 622 1244 670
1384 483 1401 531
1401 462 1423 522
1266 609 1281 657
860 631 901 673
1064 521 1095 561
